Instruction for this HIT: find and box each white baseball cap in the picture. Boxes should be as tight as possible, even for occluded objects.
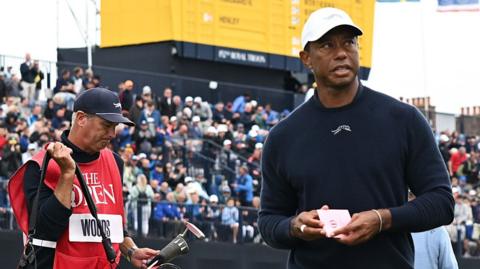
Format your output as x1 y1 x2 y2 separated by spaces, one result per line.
142 85 152 95
207 126 217 134
301 7 363 50
185 176 194 183
217 124 228 133
209 194 219 203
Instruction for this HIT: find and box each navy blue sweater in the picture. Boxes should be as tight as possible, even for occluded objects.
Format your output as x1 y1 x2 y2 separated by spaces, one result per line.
258 85 454 269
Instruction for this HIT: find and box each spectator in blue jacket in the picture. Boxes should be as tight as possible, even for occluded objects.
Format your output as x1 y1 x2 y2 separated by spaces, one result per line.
233 165 253 206
221 197 239 243
152 192 182 238
232 93 251 113
150 163 164 183
139 101 161 128
153 192 181 221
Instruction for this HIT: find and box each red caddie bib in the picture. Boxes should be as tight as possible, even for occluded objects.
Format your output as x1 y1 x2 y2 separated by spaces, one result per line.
9 148 125 269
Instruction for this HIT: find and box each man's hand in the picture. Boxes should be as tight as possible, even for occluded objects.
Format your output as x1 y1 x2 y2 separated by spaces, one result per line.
290 205 329 241
47 142 75 173
48 142 76 209
332 209 391 246
130 248 160 269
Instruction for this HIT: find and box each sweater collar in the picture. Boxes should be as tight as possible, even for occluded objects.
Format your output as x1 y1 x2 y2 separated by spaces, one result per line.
311 81 364 112
61 130 100 163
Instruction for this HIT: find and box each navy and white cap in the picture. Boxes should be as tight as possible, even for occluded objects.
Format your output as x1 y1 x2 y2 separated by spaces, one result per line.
73 87 135 126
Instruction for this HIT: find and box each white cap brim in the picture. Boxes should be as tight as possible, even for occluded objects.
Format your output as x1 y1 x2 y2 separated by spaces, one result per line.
301 8 363 50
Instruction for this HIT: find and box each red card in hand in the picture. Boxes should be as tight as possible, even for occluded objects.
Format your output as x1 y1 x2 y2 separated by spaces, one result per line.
317 209 351 238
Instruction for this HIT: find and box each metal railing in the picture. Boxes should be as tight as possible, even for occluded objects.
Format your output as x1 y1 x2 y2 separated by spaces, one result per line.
126 198 261 244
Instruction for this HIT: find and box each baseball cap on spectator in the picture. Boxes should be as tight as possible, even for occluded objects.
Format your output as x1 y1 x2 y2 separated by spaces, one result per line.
251 125 260 132
28 143 37 151
207 126 217 134
192 116 200 122
141 120 147 125
185 96 193 103
248 129 258 137
440 134 449 143
452 186 459 194
194 97 202 103
301 7 363 50
223 139 232 146
138 153 147 160
170 116 177 122
185 176 194 183
142 86 152 95
255 143 263 149
209 194 218 203
183 107 192 119
73 87 135 126
221 185 231 193
250 100 257 107
217 124 228 133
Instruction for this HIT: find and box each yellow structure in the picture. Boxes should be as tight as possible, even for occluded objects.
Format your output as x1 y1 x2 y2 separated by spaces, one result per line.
101 0 375 68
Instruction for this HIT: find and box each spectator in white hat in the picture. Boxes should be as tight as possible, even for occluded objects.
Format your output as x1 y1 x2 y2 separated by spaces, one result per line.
184 176 209 201
184 96 194 110
219 139 238 183
216 124 231 145
193 96 213 122
21 143 38 163
142 85 153 103
189 115 203 139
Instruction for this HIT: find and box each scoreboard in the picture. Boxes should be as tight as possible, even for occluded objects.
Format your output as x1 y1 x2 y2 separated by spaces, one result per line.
101 0 375 70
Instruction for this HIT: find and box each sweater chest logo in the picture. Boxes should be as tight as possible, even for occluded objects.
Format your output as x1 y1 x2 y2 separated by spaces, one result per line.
331 125 351 135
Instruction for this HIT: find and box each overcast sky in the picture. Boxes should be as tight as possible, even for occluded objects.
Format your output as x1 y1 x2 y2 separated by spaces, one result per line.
1 0 479 114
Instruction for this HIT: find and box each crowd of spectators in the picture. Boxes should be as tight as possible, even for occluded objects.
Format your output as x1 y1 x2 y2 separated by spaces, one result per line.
0 54 289 244
437 131 480 258
1 54 480 254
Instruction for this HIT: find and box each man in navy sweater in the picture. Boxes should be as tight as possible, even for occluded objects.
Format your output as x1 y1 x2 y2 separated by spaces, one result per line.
258 7 454 269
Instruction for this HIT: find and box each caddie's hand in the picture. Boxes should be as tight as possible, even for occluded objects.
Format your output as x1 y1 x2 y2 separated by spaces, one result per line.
331 210 382 246
290 205 329 240
47 142 75 173
130 247 160 269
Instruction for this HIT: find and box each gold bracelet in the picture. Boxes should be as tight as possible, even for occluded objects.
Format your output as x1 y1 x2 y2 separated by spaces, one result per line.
372 209 383 233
